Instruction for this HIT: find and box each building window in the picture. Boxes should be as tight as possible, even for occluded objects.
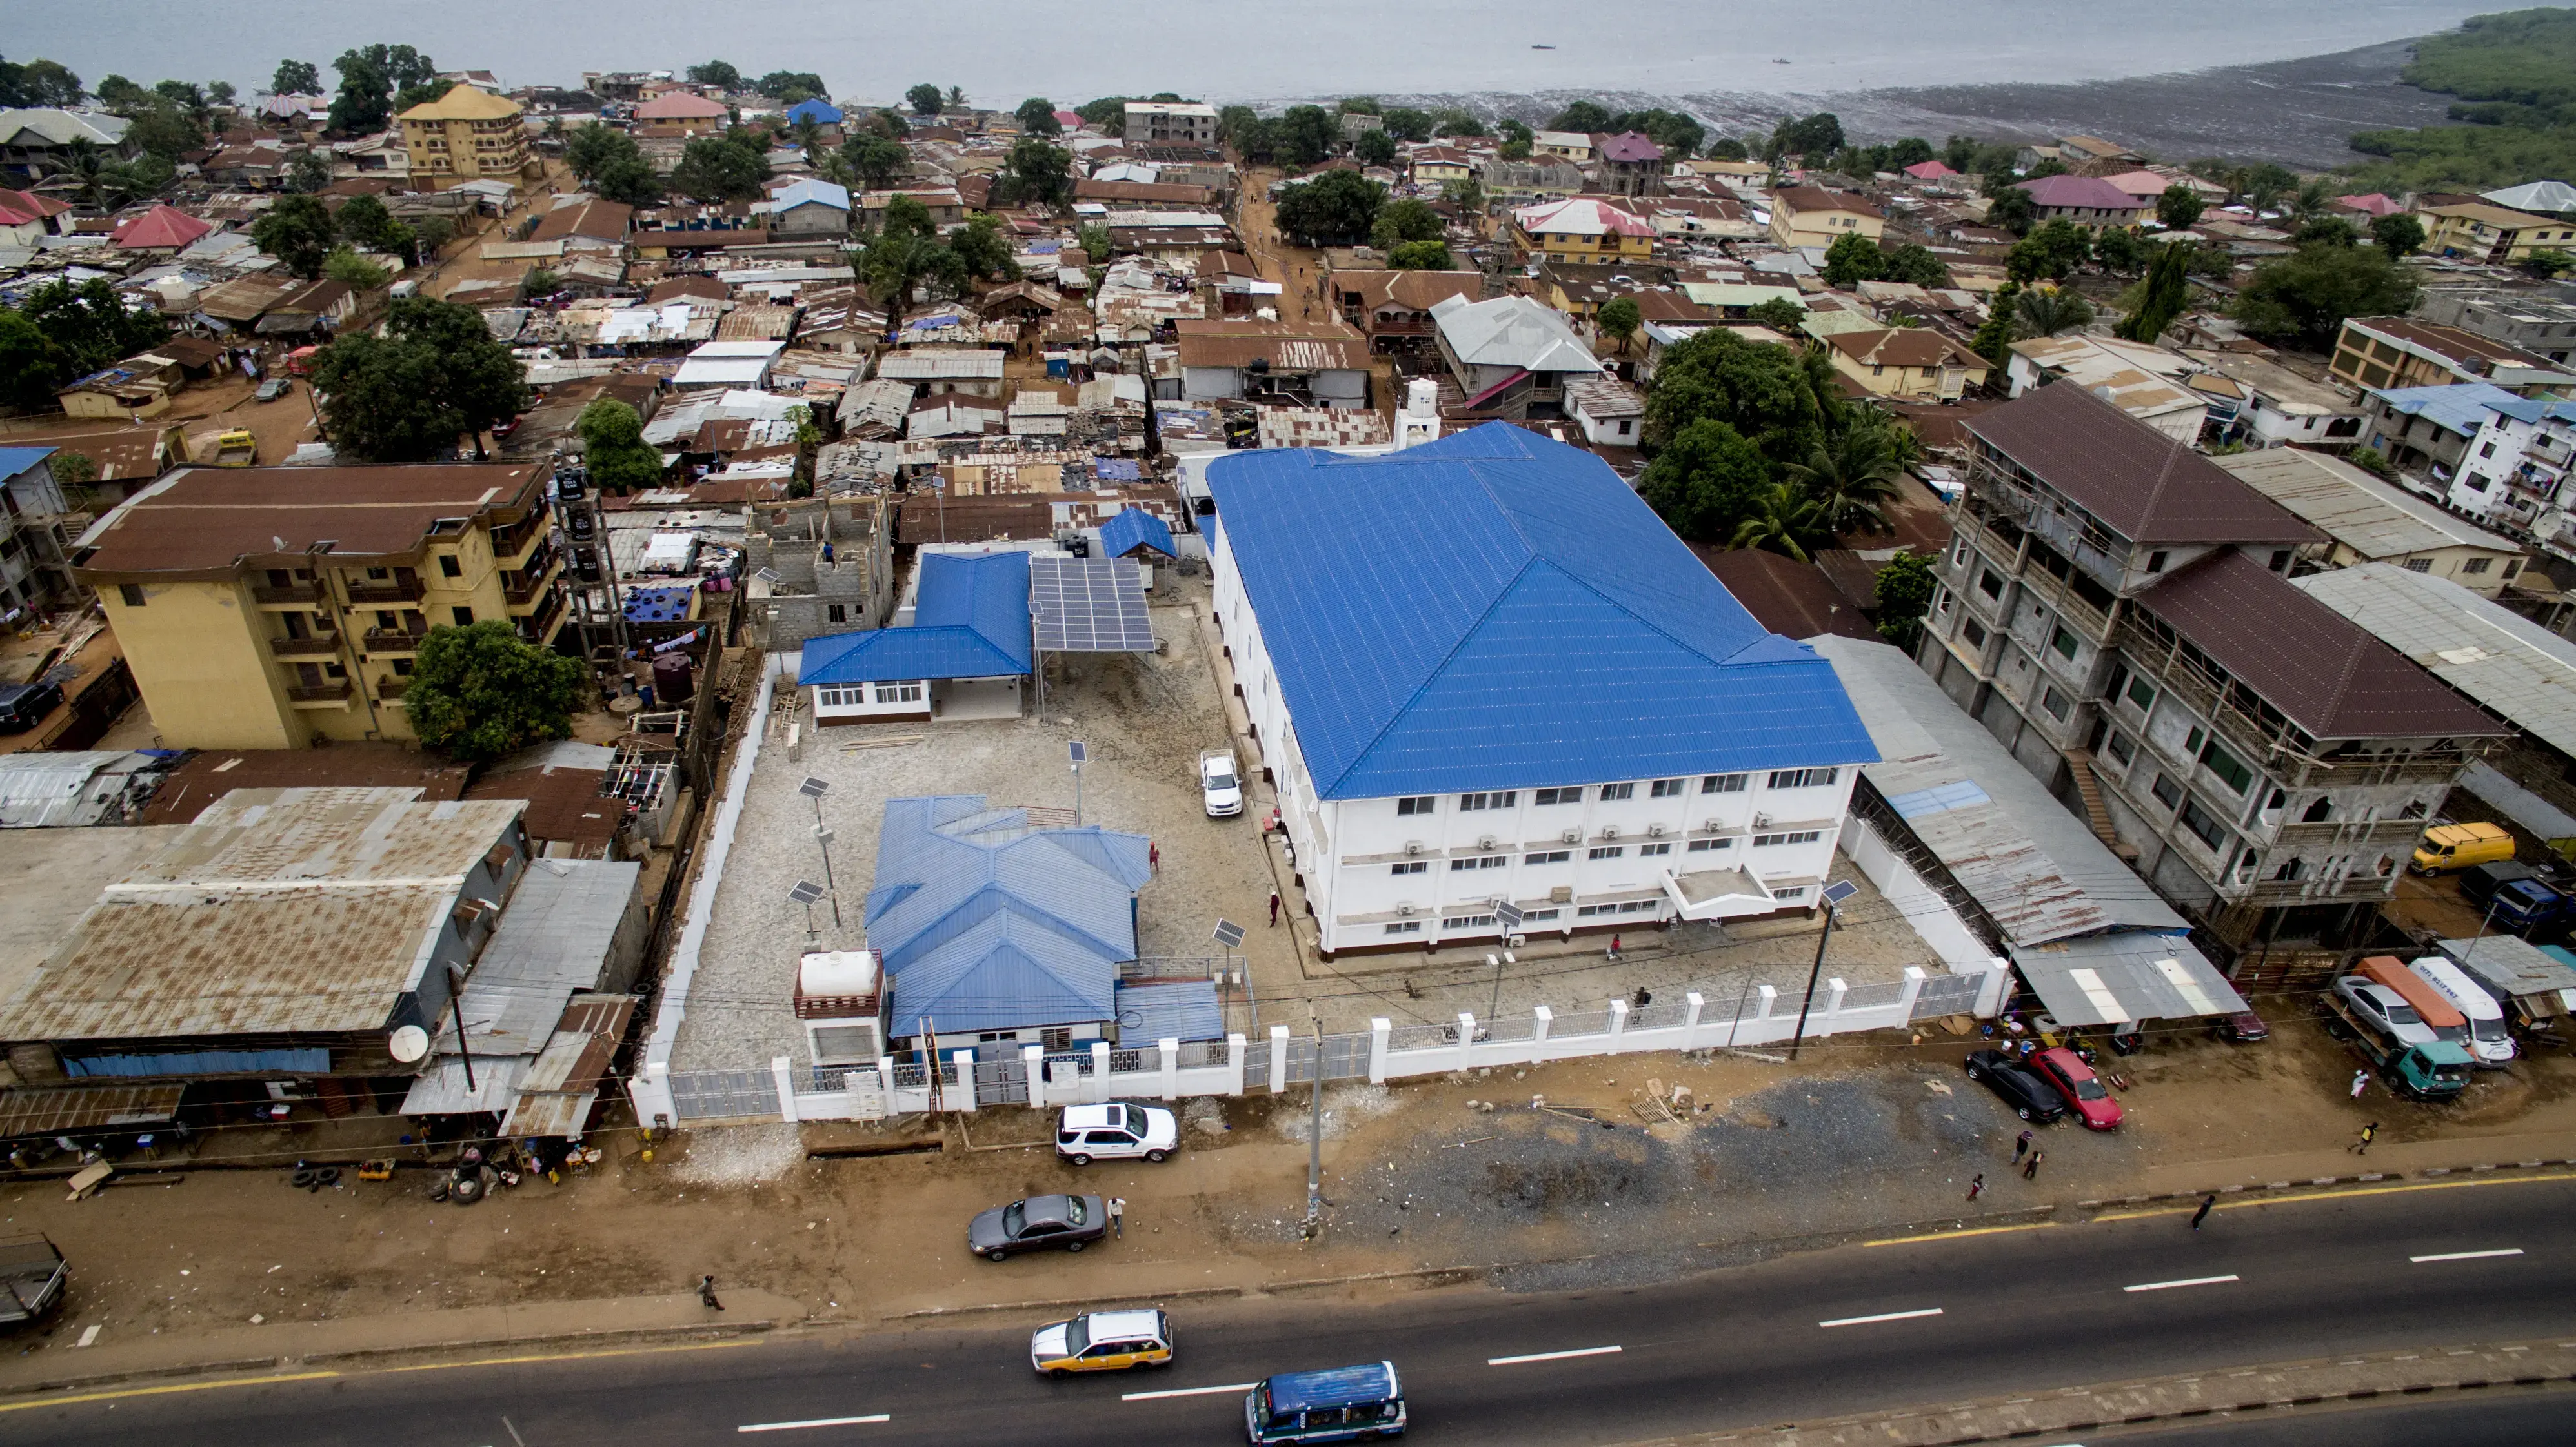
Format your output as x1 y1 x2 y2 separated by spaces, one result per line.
2040 686 2071 721
1598 782 1636 801
2404 558 2433 573
1041 1027 1073 1052
1523 850 1569 865
1775 886 1810 902
2150 773 2183 810
1523 908 1560 923
1442 913 1497 930
118 583 146 607
1767 768 1838 789
1639 842 1673 856
1396 796 1436 816
2146 550 2169 574
816 686 864 707
1650 778 1685 797
2461 557 2492 575
1951 542 1970 569
1933 588 1953 616
1458 791 1518 811
2186 725 2205 756
1534 787 1582 805
1977 569 2004 600
1450 855 1505 871
1702 773 1747 793
1687 837 1733 852
874 681 924 703
2199 737 2253 794
2050 625 2078 660
1963 618 1988 649
1753 830 1824 847
1588 845 1624 860
1389 860 1428 876
1385 921 1422 935
2179 796 2227 850
827 603 848 623
2268 549 2292 572
452 606 474 625
2125 675 2156 711
439 554 463 578
2106 730 2135 765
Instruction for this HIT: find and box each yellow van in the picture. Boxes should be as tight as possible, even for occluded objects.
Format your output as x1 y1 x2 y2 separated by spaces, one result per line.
2411 822 2514 875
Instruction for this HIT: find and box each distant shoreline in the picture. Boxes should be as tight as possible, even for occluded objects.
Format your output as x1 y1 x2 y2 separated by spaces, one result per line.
1279 37 2457 170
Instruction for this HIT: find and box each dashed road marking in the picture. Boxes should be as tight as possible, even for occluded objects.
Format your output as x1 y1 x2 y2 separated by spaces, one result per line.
738 1415 889 1432
1123 1382 1259 1402
1489 1345 1623 1366
1820 1308 1944 1328
2123 1275 2241 1293
2411 1248 2524 1263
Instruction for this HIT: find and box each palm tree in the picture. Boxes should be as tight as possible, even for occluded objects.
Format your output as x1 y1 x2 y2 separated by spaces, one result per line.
1787 427 1906 536
55 138 106 207
2289 176 2338 223
792 116 823 158
947 86 968 111
856 227 963 337
2014 287 2095 338
1729 483 1836 562
1793 341 1851 440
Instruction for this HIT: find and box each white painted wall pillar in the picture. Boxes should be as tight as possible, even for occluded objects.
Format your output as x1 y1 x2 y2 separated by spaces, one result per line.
1607 998 1629 1053
771 1055 799 1124
632 1060 673 1128
1824 978 1849 1021
1158 1038 1180 1100
1898 966 1926 1022
1755 984 1779 1022
950 1049 978 1112
1533 1004 1553 1059
1269 1024 1291 1093
876 1054 896 1107
1977 956 2015 1017
1456 1013 1477 1073
1023 1044 1047 1111
1089 1040 1112 1103
1682 991 1705 1050
1367 1017 1392 1084
1226 1033 1247 1096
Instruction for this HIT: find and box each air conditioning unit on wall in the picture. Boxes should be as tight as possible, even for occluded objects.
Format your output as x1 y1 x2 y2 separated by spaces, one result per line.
1404 840 1424 856
1703 818 1724 833
1560 828 1581 844
1476 835 1498 851
1394 902 1416 916
1600 825 1620 841
1647 824 1666 838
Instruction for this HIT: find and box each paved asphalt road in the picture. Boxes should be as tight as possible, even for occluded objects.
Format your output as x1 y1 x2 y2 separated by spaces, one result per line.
2098 1390 2575 1443
3 1177 2570 1447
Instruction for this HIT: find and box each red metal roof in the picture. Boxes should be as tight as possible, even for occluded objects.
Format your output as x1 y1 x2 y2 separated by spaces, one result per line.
112 205 212 250
1966 381 2320 547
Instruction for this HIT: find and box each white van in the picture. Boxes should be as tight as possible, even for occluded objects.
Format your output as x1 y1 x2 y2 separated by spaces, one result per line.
2409 956 2516 1067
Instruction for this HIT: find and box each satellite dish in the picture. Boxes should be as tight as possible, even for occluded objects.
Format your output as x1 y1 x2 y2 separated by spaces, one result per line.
388 1024 431 1064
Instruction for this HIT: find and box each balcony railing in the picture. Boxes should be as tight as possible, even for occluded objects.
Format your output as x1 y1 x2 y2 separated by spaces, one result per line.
250 581 321 605
287 681 353 704
376 677 410 701
490 515 545 562
267 631 340 658
361 629 425 655
344 576 427 604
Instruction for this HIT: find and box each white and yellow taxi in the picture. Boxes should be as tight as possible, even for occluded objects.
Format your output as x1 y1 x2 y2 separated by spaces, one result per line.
1030 1308 1174 1376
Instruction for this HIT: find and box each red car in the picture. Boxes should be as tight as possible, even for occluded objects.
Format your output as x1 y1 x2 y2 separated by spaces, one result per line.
2028 1047 2123 1130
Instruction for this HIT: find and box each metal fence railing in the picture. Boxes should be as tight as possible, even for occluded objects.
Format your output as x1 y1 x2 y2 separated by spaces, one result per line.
1386 1022 1453 1053
1551 1009 1614 1039
1913 971 1983 1020
1840 980 1909 1011
668 1069 781 1120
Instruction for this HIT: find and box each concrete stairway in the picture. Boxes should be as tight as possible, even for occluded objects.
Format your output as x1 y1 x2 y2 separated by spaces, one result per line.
2062 749 2140 861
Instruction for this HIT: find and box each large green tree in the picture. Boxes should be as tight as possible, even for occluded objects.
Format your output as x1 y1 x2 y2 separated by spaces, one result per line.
1386 240 1452 269
1274 105 1341 167
0 57 85 106
1015 97 1062 136
1639 418 1771 543
686 60 743 90
2155 183 2204 231
907 83 945 116
1985 187 2038 237
0 310 61 412
335 192 415 259
405 621 584 762
1641 329 1824 465
1369 197 1444 250
309 298 528 461
1353 128 1397 167
272 59 321 95
838 132 908 188
1873 551 1938 651
2116 240 2195 343
1549 101 1613 132
2371 213 2427 257
1380 108 1433 143
2014 287 2095 337
1274 169 1384 246
672 132 770 202
1001 137 1074 207
949 214 1019 280
2232 241 2421 348
1786 427 1906 535
1822 231 1886 288
1595 296 1642 358
17 278 168 388
252 194 337 278
576 398 664 493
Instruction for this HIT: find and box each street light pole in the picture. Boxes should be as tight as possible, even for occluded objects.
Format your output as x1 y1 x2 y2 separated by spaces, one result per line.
1787 880 1860 1062
1303 1011 1324 1237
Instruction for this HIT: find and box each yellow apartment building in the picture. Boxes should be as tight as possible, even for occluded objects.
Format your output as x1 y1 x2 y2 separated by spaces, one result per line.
399 86 538 188
70 463 566 749
1507 197 1656 265
2418 202 2576 265
1767 187 1886 250
1823 327 1990 400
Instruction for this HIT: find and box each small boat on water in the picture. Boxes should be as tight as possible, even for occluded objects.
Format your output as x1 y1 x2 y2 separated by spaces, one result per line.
1531 43 1555 49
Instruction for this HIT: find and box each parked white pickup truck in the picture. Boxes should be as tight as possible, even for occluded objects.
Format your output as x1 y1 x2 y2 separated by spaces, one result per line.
1200 747 1243 817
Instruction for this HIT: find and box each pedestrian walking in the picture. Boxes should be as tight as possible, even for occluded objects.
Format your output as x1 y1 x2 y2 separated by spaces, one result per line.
2022 1149 2043 1182
2013 1129 2033 1162
698 1275 723 1311
1966 1172 1984 1201
2350 1068 2370 1099
1109 1196 1125 1239
2350 1121 2379 1155
1268 889 1282 926
1608 933 1622 960
1148 841 1159 873
2190 1193 2216 1231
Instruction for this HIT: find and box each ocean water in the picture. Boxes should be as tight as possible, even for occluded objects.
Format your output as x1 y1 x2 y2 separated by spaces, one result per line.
6 0 2499 106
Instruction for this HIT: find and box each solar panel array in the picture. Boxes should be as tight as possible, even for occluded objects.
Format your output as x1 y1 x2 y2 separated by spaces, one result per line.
1031 556 1156 653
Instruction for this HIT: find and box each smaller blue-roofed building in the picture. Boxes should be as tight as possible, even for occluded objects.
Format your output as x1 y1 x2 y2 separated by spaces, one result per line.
771 177 853 238
798 551 1031 724
1206 422 1875 956
865 795 1154 1058
783 98 845 127
1098 506 1176 561
0 447 72 618
2360 381 2576 527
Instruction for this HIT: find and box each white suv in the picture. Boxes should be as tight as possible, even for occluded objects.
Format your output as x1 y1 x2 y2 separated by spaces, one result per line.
1055 1103 1180 1165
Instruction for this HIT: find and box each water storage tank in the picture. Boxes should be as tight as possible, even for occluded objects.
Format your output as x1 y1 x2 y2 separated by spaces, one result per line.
651 653 694 706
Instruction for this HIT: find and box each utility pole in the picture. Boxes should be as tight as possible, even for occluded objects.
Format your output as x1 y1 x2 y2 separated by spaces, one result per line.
445 964 478 1094
1069 740 1087 825
1303 1008 1323 1237
800 776 841 926
1788 880 1860 1062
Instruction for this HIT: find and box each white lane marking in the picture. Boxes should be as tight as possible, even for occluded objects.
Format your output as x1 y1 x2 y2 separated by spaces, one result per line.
1123 1382 1260 1402
1488 1345 1624 1366
737 1415 891 1432
2123 1275 2241 1293
2412 1248 2525 1263
1819 1308 1944 1328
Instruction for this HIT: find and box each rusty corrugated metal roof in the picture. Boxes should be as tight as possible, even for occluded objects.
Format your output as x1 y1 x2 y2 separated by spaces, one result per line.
1966 383 2320 547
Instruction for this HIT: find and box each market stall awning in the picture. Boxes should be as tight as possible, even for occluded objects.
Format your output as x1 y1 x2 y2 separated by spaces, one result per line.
2011 932 2244 1027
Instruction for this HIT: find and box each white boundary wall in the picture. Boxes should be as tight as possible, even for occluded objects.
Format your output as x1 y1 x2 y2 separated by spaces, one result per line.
1836 814 1995 972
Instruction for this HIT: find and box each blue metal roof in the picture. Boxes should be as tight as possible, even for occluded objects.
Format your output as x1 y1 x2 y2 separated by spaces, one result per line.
1114 980 1223 1042
799 552 1031 684
2365 381 2571 435
866 796 1153 1037
1100 507 1176 560
1203 423 1876 799
783 98 845 125
0 447 59 480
